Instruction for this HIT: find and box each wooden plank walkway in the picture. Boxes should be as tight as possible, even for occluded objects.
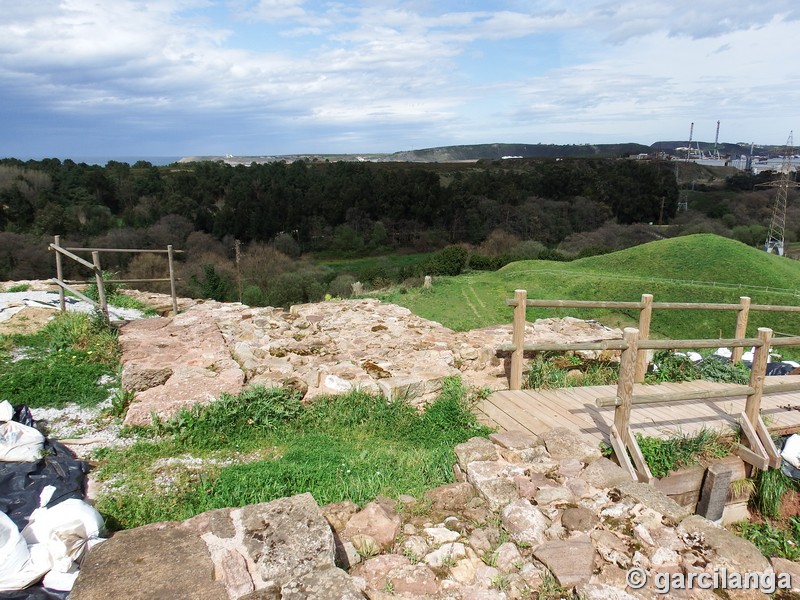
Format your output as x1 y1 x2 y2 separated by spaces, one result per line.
477 375 800 445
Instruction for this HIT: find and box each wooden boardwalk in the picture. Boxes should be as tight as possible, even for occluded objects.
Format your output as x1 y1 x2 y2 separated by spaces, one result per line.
477 375 800 445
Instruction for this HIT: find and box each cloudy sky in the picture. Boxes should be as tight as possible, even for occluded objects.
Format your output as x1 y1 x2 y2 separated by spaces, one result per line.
1 0 799 159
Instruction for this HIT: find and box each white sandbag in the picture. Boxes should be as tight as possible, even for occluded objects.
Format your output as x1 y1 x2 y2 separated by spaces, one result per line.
782 434 800 470
22 498 105 567
42 565 79 592
0 400 13 422
0 420 44 462
0 512 49 591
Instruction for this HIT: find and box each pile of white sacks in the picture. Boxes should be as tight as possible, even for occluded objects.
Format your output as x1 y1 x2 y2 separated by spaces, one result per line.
0 401 106 593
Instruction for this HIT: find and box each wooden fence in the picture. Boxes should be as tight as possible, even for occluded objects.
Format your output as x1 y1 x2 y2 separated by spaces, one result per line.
501 289 800 482
49 235 183 317
505 290 800 390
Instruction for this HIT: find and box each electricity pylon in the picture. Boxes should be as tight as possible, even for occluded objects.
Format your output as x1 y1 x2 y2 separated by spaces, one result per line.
763 132 798 256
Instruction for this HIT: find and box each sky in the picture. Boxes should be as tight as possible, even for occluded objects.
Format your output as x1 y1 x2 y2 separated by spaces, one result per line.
1 0 799 159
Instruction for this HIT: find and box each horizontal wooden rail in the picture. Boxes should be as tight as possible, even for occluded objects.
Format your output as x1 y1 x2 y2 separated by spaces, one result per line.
65 247 185 254
638 338 764 350
65 278 179 284
507 299 643 310
498 337 765 354
651 301 741 310
596 384 756 408
750 304 800 313
497 340 629 353
768 336 800 347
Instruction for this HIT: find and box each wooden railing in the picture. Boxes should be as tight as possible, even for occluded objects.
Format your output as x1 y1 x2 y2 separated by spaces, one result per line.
501 289 800 481
504 289 800 389
49 235 183 317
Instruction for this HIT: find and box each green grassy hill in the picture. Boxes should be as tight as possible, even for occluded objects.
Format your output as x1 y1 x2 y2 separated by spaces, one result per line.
377 235 800 349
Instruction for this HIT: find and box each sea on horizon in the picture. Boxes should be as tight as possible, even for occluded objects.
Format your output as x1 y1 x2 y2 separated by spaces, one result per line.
7 156 182 167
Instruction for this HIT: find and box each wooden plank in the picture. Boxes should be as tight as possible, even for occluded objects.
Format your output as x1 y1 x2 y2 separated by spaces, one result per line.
609 424 637 481
737 444 769 471
50 278 99 307
497 390 595 438
755 416 782 469
476 402 524 432
49 244 96 270
484 392 553 435
625 426 654 483
655 465 706 496
737 412 769 470
650 301 742 310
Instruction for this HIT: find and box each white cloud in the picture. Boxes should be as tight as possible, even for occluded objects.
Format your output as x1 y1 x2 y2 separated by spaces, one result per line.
0 0 797 154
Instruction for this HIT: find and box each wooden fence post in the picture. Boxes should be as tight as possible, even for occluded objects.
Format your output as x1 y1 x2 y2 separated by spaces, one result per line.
745 327 772 426
54 235 65 312
168 245 179 316
510 289 527 390
614 327 640 437
732 296 751 364
91 251 108 318
634 294 653 383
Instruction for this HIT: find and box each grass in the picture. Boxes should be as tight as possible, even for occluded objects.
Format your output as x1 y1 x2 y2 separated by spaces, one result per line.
634 428 735 479
84 275 158 316
737 517 800 561
374 235 800 354
94 377 492 530
750 468 799 519
0 311 120 407
4 283 31 292
523 353 618 390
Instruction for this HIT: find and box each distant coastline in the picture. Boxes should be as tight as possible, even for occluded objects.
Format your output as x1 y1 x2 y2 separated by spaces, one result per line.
7 156 182 166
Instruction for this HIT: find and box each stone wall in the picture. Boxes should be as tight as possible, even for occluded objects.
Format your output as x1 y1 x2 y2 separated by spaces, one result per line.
120 297 622 425
71 428 799 599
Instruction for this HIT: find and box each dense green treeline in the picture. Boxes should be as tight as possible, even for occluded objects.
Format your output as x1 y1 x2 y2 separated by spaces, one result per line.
0 157 678 249
1 155 792 308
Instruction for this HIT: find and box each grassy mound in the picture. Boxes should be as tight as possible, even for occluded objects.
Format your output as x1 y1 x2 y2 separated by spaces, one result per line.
377 235 800 348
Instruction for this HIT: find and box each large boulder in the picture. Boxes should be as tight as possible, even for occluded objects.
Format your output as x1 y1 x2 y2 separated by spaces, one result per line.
71 493 347 600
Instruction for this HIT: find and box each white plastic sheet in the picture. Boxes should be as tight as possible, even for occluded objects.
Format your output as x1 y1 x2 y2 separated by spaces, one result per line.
781 434 800 470
0 511 50 591
0 420 44 462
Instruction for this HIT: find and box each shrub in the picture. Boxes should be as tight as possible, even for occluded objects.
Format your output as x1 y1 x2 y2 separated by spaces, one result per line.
328 274 357 298
425 245 469 276
242 284 266 306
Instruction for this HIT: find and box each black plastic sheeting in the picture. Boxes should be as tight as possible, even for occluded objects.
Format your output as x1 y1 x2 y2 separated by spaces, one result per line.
1 406 89 600
765 362 798 376
0 438 90 530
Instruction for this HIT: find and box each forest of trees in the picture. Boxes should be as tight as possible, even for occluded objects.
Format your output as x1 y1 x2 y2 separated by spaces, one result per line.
0 156 792 306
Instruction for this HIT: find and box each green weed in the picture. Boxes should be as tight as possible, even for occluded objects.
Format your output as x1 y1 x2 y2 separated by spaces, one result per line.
6 283 30 292
95 377 492 530
523 353 618 390
737 517 800 560
0 312 119 407
750 469 799 519
635 428 734 478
